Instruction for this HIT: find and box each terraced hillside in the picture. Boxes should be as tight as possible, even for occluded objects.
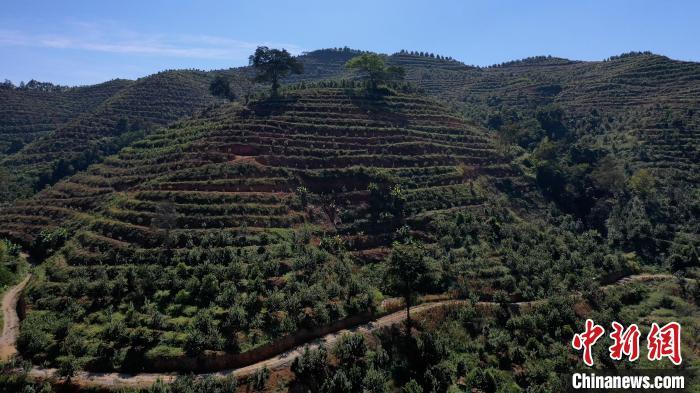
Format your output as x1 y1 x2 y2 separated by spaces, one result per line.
0 50 373 205
0 48 696 391
7 50 695 207
11 88 532 371
291 50 700 185
1 88 517 245
0 70 218 204
0 79 132 157
294 50 700 187
1 50 696 266
419 53 700 183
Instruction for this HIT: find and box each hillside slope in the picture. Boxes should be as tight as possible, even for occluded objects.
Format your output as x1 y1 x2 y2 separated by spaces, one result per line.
11 88 530 371
403 52 700 183
5 50 697 206
0 88 516 244
288 50 700 184
0 80 132 158
0 70 218 204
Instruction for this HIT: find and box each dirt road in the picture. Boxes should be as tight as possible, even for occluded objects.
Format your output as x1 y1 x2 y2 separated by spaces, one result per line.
4 273 677 389
25 300 465 389
0 274 31 361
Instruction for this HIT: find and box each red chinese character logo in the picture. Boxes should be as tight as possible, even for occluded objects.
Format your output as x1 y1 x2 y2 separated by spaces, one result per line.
572 319 605 366
647 322 682 365
608 322 640 361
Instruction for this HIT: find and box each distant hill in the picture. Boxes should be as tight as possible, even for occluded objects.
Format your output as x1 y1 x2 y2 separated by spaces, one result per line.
0 71 218 204
283 49 700 189
402 51 700 185
0 79 132 157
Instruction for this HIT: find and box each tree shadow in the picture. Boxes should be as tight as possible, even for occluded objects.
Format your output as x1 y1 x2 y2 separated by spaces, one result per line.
346 88 410 127
247 93 301 117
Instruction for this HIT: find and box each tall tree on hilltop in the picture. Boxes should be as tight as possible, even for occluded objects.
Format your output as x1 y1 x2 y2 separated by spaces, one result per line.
249 46 303 96
345 53 405 90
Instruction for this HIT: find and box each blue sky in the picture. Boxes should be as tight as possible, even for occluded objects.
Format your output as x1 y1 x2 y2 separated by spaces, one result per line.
1 0 698 86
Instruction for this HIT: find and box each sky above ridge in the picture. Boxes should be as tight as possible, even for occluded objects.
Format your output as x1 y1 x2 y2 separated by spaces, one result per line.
1 0 698 86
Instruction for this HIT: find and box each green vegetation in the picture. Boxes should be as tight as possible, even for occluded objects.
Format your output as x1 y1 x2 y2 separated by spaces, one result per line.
0 71 220 205
386 240 432 333
208 76 235 101
0 48 698 391
4 279 686 392
284 278 699 393
8 87 518 373
0 239 23 289
346 53 405 90
0 79 130 159
249 46 304 96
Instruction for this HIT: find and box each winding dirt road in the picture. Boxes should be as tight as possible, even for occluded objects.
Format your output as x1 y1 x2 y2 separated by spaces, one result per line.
0 274 30 361
24 300 467 389
1 273 676 389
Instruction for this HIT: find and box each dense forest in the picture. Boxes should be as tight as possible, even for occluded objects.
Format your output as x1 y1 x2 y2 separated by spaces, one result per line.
0 48 698 392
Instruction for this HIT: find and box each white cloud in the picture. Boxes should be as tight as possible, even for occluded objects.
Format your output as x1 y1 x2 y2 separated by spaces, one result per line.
0 25 303 60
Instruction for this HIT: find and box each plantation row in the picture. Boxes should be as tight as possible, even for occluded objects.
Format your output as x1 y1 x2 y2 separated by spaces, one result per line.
452 54 700 131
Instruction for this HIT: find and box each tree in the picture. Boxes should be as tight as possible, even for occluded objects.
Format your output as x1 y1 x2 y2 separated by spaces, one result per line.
402 379 423 393
296 186 310 208
363 367 389 393
0 79 14 89
184 309 224 355
151 200 177 249
590 155 625 195
629 168 656 198
292 347 329 393
325 370 352 393
57 355 79 382
666 233 699 272
368 183 406 226
536 105 568 139
249 46 303 96
199 273 220 303
386 241 431 334
424 363 453 393
250 367 270 391
333 334 367 370
345 53 405 90
210 75 235 101
31 227 69 260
